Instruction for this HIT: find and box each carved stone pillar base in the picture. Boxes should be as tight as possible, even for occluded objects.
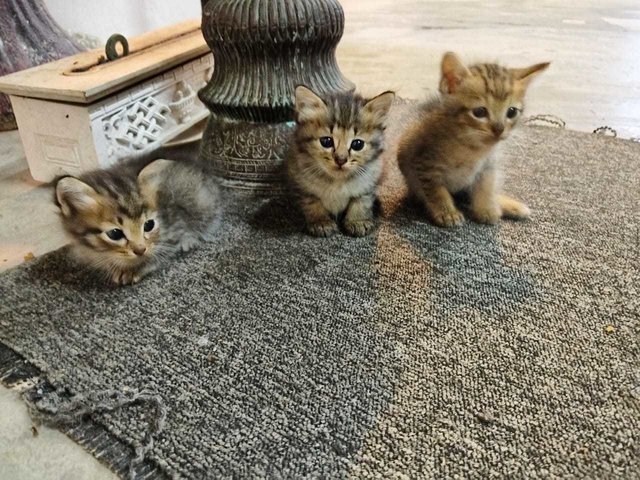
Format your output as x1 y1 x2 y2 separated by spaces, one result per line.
199 0 353 194
201 116 292 193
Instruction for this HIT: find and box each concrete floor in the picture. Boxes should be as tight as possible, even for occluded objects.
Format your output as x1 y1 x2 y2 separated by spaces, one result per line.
338 0 640 137
0 387 116 480
1 1 639 478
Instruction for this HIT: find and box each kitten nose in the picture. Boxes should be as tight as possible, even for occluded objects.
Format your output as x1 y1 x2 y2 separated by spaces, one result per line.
334 156 348 167
132 245 147 256
491 123 505 137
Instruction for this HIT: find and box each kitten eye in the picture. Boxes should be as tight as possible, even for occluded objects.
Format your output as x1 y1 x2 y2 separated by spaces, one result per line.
319 136 334 148
350 139 365 151
106 228 125 241
471 107 488 119
144 219 156 232
507 107 519 119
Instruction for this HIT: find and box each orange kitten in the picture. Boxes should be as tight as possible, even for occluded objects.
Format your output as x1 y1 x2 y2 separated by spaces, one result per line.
398 52 549 227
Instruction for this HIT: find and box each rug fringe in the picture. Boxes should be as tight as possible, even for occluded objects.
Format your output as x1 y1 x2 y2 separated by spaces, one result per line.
0 342 169 480
523 114 566 129
28 388 167 480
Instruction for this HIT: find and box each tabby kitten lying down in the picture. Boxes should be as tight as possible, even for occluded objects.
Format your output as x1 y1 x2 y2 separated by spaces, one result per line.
55 159 221 286
288 86 395 237
398 52 549 227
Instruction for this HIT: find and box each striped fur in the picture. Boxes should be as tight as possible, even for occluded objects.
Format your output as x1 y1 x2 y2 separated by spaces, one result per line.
287 86 395 237
55 159 221 285
399 52 548 227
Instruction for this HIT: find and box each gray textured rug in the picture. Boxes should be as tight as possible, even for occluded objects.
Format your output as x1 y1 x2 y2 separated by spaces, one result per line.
1 104 639 479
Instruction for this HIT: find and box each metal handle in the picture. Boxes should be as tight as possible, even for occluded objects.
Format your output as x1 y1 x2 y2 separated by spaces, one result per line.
105 34 130 61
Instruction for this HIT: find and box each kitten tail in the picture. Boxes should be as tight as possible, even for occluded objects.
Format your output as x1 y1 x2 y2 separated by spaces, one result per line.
498 194 531 219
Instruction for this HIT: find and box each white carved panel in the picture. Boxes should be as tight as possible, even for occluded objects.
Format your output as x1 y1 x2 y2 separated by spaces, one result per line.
102 96 171 157
169 81 197 124
10 54 214 182
9 95 99 181
89 54 213 167
36 134 82 169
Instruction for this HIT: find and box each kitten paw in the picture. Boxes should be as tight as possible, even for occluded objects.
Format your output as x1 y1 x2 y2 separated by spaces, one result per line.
472 204 501 225
308 220 339 237
180 235 199 252
344 219 376 237
111 271 142 286
431 208 465 227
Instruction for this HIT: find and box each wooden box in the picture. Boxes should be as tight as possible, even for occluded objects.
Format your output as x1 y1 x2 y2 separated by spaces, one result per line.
0 20 212 182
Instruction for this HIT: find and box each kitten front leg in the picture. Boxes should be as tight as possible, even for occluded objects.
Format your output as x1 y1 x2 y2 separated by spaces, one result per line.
111 269 142 286
420 184 464 227
344 193 377 237
470 168 501 224
110 263 157 286
300 196 338 237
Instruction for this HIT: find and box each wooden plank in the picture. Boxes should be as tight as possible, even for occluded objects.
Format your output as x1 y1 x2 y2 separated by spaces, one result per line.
0 20 209 104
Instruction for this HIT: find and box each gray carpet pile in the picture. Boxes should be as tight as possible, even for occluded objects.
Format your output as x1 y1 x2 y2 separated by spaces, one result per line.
0 104 639 478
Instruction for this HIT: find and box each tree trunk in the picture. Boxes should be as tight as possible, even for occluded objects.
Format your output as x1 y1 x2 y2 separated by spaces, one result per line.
0 0 82 130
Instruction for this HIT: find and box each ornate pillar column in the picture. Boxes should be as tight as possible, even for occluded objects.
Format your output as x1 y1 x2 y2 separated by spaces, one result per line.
198 0 354 193
0 0 81 130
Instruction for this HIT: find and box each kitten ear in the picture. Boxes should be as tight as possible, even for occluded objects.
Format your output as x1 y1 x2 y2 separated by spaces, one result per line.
363 91 395 125
55 177 99 217
294 85 328 123
138 159 173 200
511 62 550 88
440 52 471 94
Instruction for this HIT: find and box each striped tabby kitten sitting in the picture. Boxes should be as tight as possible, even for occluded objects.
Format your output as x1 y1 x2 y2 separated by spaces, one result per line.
398 52 549 227
287 86 395 237
55 159 221 286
